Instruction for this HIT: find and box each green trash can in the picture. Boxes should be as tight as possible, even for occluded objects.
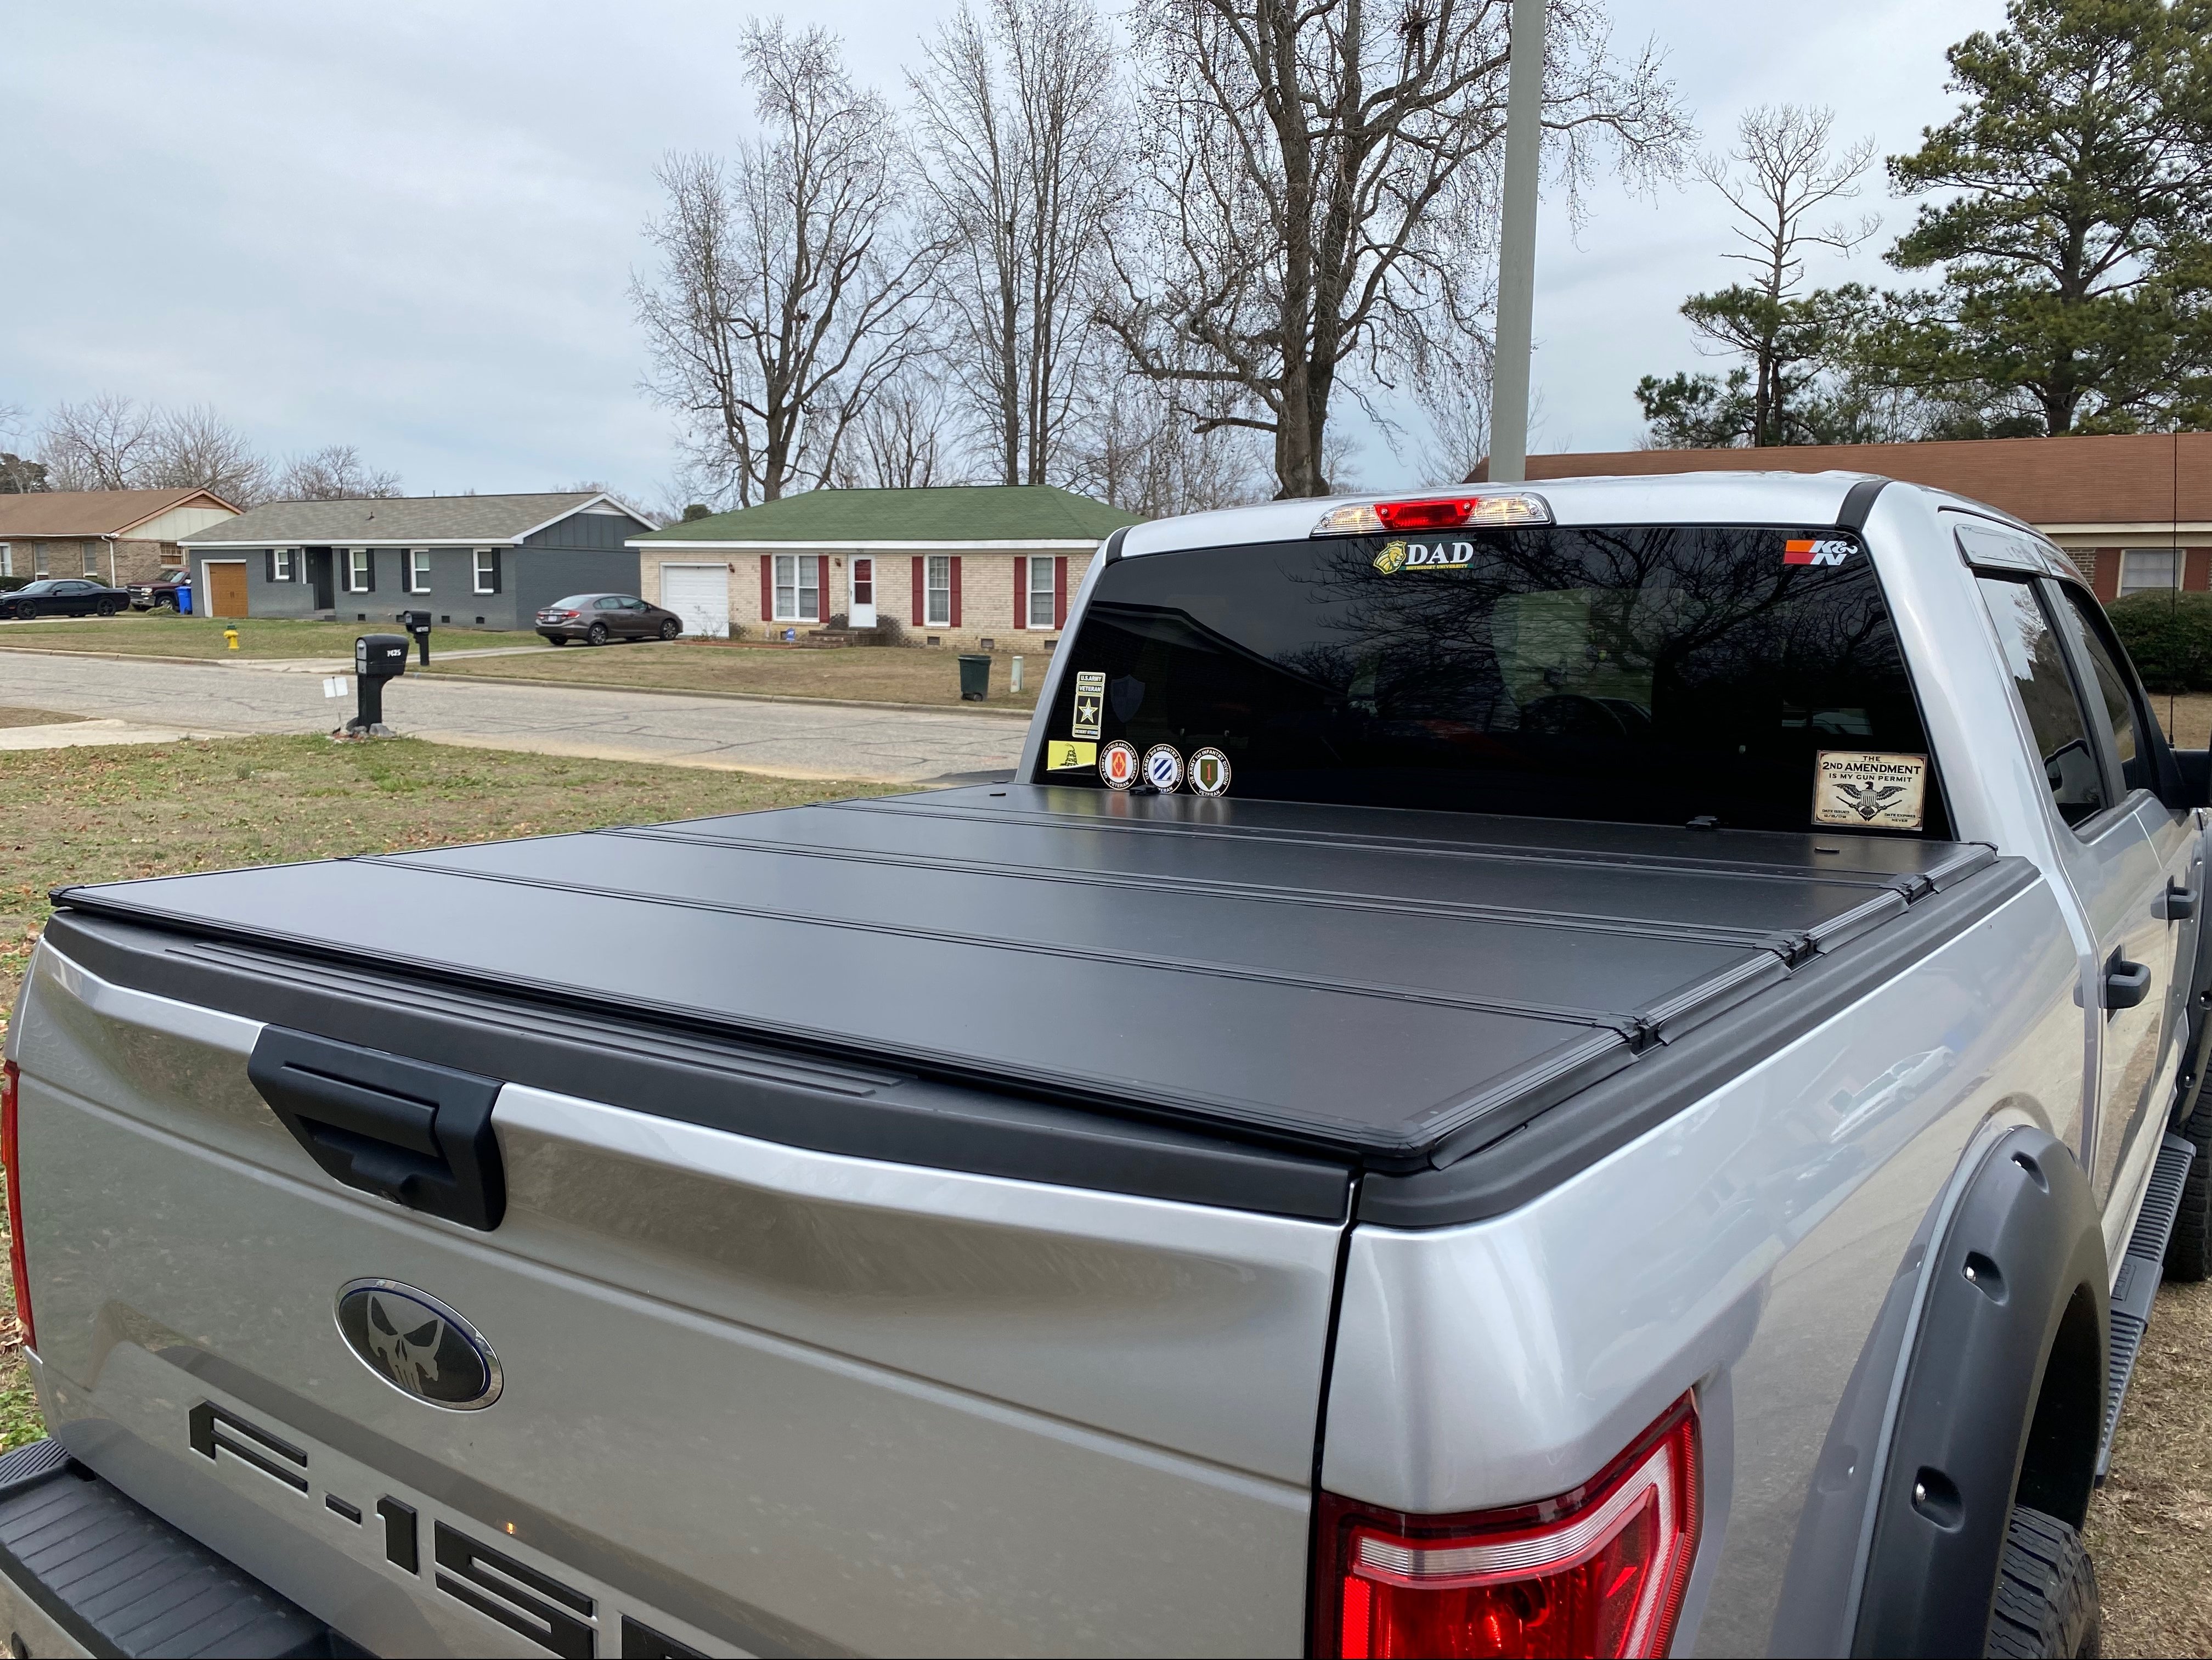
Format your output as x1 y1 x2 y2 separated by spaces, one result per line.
958 652 992 701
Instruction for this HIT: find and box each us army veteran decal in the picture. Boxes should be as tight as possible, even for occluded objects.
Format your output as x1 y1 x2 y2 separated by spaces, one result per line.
1812 751 1928 831
1072 671 1105 740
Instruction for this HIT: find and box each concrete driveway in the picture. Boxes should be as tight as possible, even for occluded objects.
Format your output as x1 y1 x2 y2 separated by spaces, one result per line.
0 650 1025 784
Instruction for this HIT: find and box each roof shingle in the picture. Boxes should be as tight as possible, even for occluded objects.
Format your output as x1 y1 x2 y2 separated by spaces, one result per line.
634 484 1142 544
0 488 236 538
182 493 639 545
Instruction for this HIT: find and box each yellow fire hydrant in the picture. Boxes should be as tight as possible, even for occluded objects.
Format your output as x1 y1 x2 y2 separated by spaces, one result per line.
224 629 239 651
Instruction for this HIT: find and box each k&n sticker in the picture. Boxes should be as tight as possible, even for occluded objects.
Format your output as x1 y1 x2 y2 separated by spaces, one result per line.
1072 672 1105 740
1784 537 1852 567
1813 751 1927 830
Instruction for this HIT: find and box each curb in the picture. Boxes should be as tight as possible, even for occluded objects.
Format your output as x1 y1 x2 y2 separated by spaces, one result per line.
413 668 1038 719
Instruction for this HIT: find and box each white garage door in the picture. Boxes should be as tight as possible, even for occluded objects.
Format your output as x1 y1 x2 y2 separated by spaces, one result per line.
660 564 730 639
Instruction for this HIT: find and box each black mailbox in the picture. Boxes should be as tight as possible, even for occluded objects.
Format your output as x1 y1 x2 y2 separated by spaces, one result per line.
348 633 410 734
397 609 433 666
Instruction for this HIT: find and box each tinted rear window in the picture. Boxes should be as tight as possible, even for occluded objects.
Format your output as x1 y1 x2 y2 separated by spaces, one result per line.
1040 526 1946 834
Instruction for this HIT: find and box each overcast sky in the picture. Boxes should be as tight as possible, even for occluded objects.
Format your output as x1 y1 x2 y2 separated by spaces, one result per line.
3 0 2005 508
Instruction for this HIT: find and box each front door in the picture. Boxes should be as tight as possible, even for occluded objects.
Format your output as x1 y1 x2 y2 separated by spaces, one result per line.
2055 584 2201 1252
205 562 250 618
850 556 876 628
307 548 335 610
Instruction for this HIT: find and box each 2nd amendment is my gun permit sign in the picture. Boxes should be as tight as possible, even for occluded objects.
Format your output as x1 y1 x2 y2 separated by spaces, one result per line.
1812 751 1928 831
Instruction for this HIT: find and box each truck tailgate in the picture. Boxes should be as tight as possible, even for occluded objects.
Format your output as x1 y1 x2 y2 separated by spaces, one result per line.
11 939 1344 1656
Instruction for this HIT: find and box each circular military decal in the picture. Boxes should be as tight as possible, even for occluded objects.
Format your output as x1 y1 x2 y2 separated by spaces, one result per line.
1189 747 1232 797
1099 740 1139 790
1142 744 1185 793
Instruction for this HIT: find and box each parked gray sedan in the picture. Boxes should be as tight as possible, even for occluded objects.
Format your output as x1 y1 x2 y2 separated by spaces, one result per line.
535 592 684 646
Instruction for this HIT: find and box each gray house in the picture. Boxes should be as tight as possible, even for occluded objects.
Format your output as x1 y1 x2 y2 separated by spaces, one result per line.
177 493 653 628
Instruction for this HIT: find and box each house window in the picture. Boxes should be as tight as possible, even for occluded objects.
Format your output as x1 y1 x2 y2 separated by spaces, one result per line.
772 554 820 622
1026 557 1057 629
83 540 101 577
273 548 294 581
347 549 374 593
473 550 501 594
32 543 48 576
925 555 952 627
0 545 10 578
2120 549 2179 595
407 550 431 593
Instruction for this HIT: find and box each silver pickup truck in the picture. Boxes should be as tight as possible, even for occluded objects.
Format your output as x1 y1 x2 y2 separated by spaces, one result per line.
4 472 2206 1658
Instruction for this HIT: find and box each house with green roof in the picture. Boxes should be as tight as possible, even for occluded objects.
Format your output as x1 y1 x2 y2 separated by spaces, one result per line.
629 485 1141 647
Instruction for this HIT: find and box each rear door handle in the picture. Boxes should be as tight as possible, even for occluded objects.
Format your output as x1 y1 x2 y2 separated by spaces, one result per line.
248 1028 505 1230
2106 952 2153 1013
2165 877 2199 921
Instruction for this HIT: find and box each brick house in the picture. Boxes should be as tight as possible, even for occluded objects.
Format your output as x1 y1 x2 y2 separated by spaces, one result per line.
1471 432 2212 601
0 488 240 587
630 485 1141 649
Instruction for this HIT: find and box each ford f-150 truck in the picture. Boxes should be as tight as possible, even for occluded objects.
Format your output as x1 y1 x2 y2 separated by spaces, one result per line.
4 472 2206 1658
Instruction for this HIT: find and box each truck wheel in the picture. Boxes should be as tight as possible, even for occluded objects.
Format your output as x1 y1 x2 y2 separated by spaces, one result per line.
2165 1091 2212 1280
1985 1506 2100 1658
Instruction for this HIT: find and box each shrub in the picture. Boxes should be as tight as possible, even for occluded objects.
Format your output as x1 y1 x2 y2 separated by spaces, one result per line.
2108 590 2212 692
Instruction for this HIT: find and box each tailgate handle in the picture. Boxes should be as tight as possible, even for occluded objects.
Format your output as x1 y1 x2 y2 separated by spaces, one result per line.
248 1028 506 1231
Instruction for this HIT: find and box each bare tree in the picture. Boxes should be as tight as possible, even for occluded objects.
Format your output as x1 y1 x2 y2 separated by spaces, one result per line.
910 0 1125 485
1103 0 1689 498
634 22 936 507
141 403 268 503
270 444 404 501
1685 104 1878 446
1068 368 1266 516
0 403 44 493
833 372 959 488
40 394 160 492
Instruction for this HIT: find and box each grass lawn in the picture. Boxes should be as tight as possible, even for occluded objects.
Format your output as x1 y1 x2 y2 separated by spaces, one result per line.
0 612 544 659
423 638 1043 711
0 733 884 1448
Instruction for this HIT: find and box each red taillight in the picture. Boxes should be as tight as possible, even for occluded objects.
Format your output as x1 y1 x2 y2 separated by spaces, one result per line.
2 1060 30 1355
1316 1395 1700 1659
1376 497 1488 531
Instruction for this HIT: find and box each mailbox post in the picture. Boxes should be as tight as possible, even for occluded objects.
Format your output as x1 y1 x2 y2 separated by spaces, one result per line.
348 634 410 735
397 610 433 666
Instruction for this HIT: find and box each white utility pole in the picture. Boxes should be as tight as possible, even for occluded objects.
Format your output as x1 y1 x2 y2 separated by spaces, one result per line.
1488 0 1545 484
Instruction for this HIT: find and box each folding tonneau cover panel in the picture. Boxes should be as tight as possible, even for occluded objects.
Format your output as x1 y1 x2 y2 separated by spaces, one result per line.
49 785 1995 1168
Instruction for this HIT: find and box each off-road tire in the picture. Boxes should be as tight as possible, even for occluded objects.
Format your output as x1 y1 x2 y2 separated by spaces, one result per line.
1986 1506 2100 1658
2165 1086 2212 1280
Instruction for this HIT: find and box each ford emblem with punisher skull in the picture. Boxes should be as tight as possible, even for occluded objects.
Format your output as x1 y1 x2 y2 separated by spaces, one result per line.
335 1280 503 1409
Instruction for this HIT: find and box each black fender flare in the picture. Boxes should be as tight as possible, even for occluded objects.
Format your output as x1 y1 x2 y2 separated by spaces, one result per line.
1851 1125 2109 1657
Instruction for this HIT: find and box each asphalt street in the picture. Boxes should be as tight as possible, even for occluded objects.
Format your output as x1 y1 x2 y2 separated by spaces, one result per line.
0 650 1025 784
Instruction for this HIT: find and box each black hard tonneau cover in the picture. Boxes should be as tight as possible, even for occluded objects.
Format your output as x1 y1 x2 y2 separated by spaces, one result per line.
48 785 2012 1215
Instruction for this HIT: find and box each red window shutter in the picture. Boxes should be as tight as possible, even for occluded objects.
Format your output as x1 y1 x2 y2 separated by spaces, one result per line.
1013 556 1026 628
760 555 773 621
1054 556 1068 628
950 556 962 628
912 555 924 624
815 554 828 622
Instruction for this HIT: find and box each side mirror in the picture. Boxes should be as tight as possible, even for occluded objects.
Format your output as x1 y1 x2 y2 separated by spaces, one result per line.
2170 748 2212 811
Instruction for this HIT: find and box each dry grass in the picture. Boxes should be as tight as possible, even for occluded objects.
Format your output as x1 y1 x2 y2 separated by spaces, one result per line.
0 734 887 1453
0 708 87 729
423 638 1043 710
2086 1278 2212 1654
2154 694 2212 750
0 614 542 659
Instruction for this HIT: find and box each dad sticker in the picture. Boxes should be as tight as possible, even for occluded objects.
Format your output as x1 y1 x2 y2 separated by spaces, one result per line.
1099 740 1139 790
1142 744 1185 792
1189 747 1232 797
1072 671 1105 740
1046 740 1097 772
1812 751 1927 830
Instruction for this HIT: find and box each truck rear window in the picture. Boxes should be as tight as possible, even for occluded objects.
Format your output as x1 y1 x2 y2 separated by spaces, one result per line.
1041 526 1946 834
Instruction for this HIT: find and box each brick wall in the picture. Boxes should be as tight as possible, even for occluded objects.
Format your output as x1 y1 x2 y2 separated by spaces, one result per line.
641 547 1088 648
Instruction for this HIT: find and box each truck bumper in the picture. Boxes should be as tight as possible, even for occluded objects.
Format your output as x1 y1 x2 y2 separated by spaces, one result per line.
0 1439 343 1658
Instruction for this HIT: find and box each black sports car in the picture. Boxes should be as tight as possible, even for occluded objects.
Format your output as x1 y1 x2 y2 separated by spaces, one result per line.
2 579 131 620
